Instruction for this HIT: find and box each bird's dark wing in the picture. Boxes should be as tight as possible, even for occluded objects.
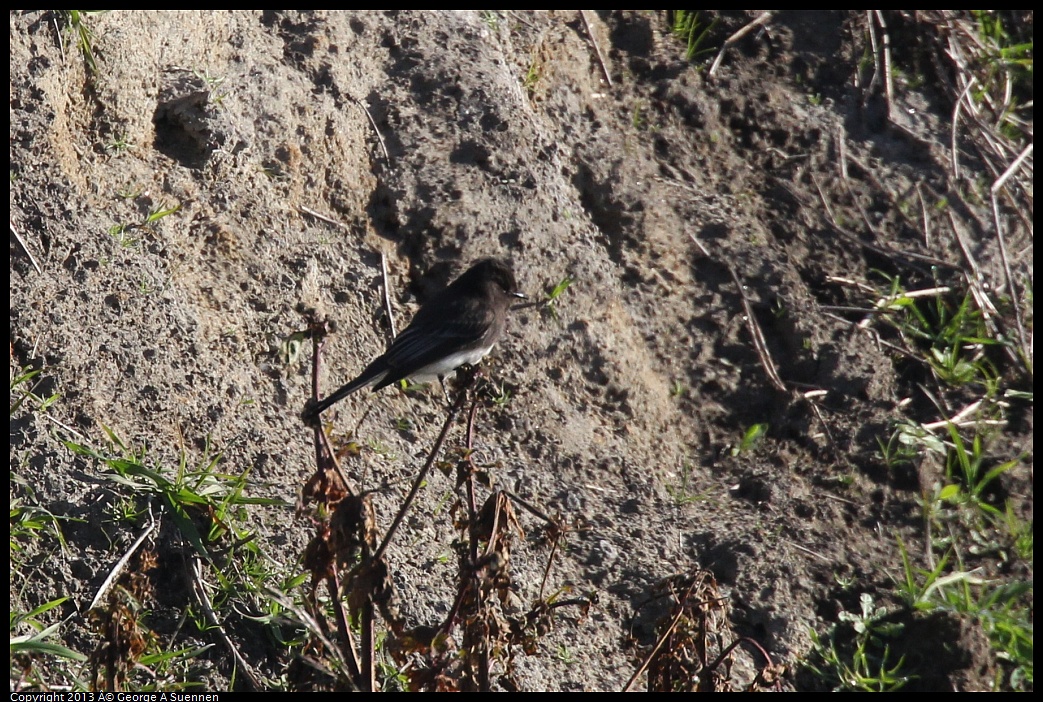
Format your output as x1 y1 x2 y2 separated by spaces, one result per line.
374 293 494 389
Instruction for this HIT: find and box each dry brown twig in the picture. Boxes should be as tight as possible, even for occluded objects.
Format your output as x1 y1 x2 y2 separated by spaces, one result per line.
707 11 773 79
10 220 43 274
189 556 264 691
349 94 391 166
298 205 349 230
579 11 612 87
379 251 398 339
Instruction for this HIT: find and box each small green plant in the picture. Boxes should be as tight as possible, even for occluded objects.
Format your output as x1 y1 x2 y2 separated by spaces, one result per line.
805 593 914 691
941 424 1020 518
876 429 918 473
193 68 228 107
144 201 182 226
10 597 86 663
104 132 135 155
10 364 60 415
668 11 718 62
665 460 706 505
729 423 768 456
523 59 542 99
108 222 140 248
63 427 285 561
54 10 106 75
490 381 513 407
109 200 182 245
367 438 397 459
894 536 1033 690
545 276 573 320
556 644 576 664
480 10 501 32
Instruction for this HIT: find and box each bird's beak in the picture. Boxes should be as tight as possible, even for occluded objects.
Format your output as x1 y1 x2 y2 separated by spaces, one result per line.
511 291 527 299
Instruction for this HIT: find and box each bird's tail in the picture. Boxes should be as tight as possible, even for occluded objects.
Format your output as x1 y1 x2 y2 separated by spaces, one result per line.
303 368 384 419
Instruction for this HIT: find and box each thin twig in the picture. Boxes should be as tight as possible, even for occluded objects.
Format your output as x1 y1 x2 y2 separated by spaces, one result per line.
915 182 932 249
990 144 1033 367
728 265 787 392
782 539 831 563
87 508 158 612
189 557 264 691
373 376 471 562
836 127 849 182
811 174 952 271
707 11 773 78
51 11 66 63
327 569 364 688
622 579 699 692
946 210 1000 325
872 10 894 122
265 588 361 690
10 220 42 274
580 11 612 87
991 141 1032 195
380 251 398 339
308 321 353 494
689 234 785 392
804 393 841 464
503 489 555 524
349 94 391 166
822 311 924 363
537 527 561 603
921 398 987 432
299 205 349 230
863 11 882 104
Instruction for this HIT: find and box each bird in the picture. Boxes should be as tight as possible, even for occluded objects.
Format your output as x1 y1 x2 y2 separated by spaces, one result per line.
305 257 525 419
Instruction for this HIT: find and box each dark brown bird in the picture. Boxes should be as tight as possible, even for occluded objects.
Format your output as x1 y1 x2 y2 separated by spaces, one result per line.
305 258 524 418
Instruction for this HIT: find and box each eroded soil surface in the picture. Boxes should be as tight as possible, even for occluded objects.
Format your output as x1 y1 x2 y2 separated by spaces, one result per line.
10 11 1032 691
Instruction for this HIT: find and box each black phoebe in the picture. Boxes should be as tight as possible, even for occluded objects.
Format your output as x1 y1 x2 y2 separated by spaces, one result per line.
305 258 525 418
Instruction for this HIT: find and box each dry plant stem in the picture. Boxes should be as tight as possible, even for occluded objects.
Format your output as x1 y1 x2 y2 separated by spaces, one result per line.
327 569 364 687
502 489 554 525
360 597 376 692
821 311 923 362
915 182 932 249
990 147 1033 366
725 263 787 393
459 394 506 692
87 509 158 612
464 396 482 563
580 10 612 87
688 232 785 392
708 11 773 78
803 395 840 464
944 211 1025 364
373 380 470 563
50 12 66 61
349 94 391 166
706 635 779 689
310 334 352 494
10 220 42 274
537 528 562 602
298 205 349 230
380 251 398 338
622 578 699 692
835 127 850 181
810 174 951 271
870 10 894 121
189 556 263 691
